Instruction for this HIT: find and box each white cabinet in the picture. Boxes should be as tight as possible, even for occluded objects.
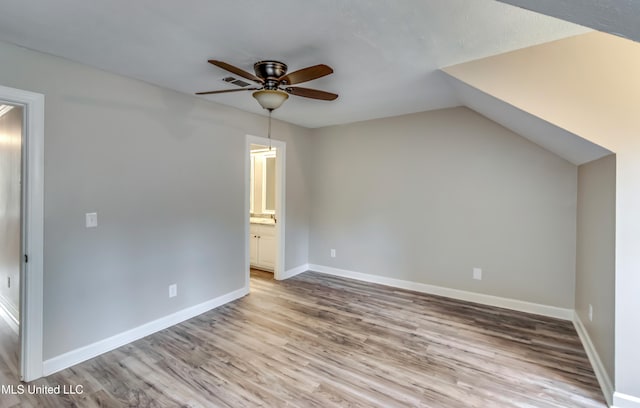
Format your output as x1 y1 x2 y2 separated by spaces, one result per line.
249 233 259 266
257 234 276 269
250 223 276 271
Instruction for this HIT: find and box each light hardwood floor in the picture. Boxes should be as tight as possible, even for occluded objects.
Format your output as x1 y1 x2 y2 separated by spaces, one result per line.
0 270 606 407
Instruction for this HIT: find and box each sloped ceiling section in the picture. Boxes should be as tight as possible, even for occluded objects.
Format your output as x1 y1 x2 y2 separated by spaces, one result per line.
0 0 590 128
497 0 640 43
444 77 611 165
442 31 640 163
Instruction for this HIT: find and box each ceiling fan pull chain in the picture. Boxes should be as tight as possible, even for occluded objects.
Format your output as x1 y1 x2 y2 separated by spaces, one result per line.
268 108 272 150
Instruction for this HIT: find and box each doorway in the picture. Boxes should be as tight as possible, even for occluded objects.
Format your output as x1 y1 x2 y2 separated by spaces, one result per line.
0 104 22 323
0 103 22 383
246 135 285 287
0 84 44 382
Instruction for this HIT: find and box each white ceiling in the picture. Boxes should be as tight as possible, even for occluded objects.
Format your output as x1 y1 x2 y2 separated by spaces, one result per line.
497 0 640 43
0 0 589 128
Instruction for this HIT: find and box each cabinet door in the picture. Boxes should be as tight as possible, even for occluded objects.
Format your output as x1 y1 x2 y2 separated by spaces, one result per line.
249 234 259 266
258 234 276 270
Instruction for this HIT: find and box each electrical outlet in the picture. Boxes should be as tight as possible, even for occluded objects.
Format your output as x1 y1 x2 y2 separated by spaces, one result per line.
85 212 98 228
169 284 177 298
473 267 482 280
330 249 336 258
589 304 593 321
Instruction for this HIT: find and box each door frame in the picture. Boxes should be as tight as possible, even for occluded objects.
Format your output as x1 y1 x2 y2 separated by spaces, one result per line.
245 135 286 284
0 84 44 381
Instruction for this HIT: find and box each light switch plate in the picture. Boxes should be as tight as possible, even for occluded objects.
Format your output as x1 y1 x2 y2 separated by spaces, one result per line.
86 212 98 228
473 267 482 280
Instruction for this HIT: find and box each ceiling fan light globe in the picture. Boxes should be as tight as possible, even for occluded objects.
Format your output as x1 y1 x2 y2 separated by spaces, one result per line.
253 90 289 110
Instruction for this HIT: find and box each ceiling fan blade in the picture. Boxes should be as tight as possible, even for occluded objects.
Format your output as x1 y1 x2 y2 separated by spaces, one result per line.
280 64 333 85
196 87 259 95
208 60 262 83
285 87 338 101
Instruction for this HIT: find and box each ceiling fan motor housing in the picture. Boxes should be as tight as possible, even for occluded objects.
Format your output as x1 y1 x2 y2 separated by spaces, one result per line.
198 59 337 101
254 60 288 89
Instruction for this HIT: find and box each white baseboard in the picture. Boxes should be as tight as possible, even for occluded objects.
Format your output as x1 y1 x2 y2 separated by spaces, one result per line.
308 264 574 320
280 263 309 280
43 285 249 376
0 293 19 320
573 313 614 406
614 392 640 408
0 294 19 334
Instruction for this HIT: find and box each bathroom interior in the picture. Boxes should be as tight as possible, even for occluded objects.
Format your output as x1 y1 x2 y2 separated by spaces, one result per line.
249 144 277 275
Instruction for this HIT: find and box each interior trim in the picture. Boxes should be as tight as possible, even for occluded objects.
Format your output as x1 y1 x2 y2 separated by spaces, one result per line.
573 312 614 406
43 285 249 376
613 392 640 408
280 263 309 280
308 264 574 320
0 84 45 382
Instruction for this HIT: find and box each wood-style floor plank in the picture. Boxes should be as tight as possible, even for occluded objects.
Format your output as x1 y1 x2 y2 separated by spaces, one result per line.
0 269 606 407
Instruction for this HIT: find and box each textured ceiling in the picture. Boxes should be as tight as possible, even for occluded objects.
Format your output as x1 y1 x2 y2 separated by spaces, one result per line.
0 0 588 128
497 0 640 43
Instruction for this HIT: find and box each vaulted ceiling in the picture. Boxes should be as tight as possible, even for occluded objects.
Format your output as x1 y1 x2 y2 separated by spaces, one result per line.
2 0 638 166
444 31 640 164
496 0 640 43
0 0 588 128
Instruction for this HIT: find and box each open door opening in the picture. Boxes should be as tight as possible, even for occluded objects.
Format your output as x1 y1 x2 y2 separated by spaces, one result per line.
246 135 286 288
0 103 23 383
0 84 44 382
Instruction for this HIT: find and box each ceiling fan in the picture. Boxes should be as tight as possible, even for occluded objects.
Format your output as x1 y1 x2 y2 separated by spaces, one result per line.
196 60 338 111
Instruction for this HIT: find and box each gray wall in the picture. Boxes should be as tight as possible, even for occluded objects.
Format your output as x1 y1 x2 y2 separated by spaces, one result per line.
0 105 22 320
0 38 593 365
0 40 312 359
309 108 578 308
576 154 616 383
